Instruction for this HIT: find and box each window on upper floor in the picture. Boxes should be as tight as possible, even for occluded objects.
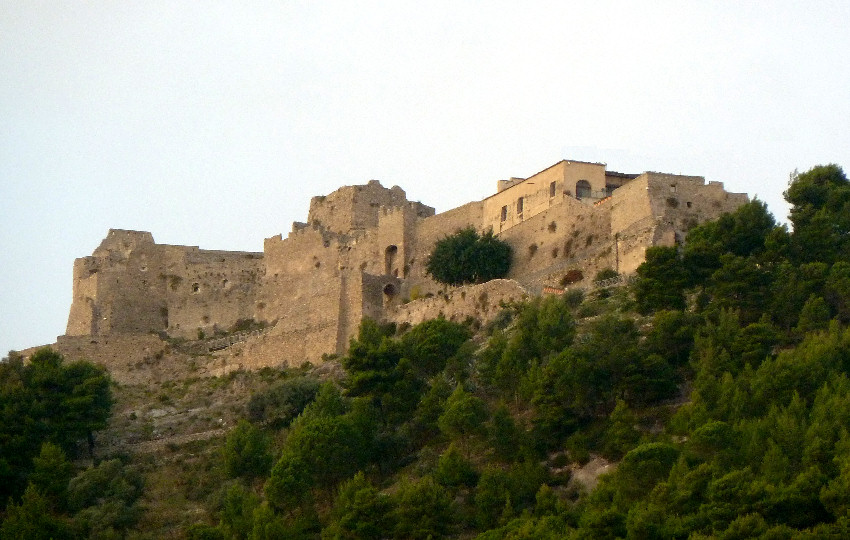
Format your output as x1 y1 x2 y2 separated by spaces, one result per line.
517 197 524 215
550 181 556 198
500 206 507 222
576 180 591 199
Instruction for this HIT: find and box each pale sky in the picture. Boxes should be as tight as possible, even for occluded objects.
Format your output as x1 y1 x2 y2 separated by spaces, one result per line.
2 1 849 354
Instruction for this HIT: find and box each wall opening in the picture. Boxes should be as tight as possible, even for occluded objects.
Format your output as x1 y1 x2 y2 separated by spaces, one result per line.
576 180 591 199
385 245 398 275
500 205 507 222
550 181 556 198
383 283 396 296
192 283 200 293
516 197 524 216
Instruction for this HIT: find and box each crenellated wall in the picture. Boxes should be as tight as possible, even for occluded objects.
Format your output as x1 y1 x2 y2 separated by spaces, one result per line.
61 159 748 372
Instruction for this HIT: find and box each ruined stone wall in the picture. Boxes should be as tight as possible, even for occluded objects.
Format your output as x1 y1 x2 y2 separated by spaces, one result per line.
387 279 528 328
66 257 101 335
56 334 171 385
66 231 168 336
162 248 263 338
645 173 749 244
261 226 345 353
60 160 751 375
608 175 655 274
307 180 433 235
499 195 616 291
66 229 263 339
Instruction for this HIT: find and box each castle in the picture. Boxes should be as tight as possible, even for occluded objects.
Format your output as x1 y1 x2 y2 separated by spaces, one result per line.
57 159 747 377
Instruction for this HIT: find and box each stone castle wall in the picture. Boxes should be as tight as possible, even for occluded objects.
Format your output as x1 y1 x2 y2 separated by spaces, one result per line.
60 159 749 373
66 229 263 340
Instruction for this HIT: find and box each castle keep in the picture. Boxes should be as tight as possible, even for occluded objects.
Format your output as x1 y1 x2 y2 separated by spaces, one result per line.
61 159 747 373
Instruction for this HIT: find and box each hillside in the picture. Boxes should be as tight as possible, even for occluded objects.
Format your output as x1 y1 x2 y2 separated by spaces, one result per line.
2 164 850 539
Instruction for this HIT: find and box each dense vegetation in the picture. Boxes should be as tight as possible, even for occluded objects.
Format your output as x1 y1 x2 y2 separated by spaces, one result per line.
426 227 513 285
2 163 849 538
0 349 144 539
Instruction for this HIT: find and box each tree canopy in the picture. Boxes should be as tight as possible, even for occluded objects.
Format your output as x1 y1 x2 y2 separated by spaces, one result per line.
0 349 112 506
426 227 512 286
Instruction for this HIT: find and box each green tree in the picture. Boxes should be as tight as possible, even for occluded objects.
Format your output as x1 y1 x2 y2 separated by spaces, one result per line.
796 294 832 334
785 164 850 265
0 484 71 540
825 262 850 323
488 403 523 462
393 477 456 539
323 472 394 540
399 317 471 378
266 388 377 510
28 442 72 510
434 443 478 488
220 483 260 540
67 459 144 537
223 420 273 480
634 246 689 313
642 310 700 367
246 376 321 428
438 385 488 445
426 227 512 285
602 400 640 460
0 349 111 505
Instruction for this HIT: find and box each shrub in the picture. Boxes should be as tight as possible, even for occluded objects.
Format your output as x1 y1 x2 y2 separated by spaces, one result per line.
426 227 512 286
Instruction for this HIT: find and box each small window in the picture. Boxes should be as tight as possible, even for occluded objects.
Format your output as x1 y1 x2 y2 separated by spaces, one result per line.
500 206 507 222
670 184 677 193
686 201 692 208
517 197 524 215
576 180 591 199
549 181 556 198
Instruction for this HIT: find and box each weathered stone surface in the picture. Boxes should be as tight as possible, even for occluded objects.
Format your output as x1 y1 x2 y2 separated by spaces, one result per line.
59 159 747 372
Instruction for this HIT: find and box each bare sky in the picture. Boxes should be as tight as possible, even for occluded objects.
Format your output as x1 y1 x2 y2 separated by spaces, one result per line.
2 1 849 353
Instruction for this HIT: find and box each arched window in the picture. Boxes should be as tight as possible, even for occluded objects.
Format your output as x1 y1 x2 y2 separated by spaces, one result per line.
576 180 592 199
384 245 398 275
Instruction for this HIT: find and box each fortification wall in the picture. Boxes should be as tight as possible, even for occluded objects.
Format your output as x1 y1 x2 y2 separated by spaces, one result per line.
56 334 170 385
66 230 264 339
388 279 528 328
645 173 749 243
500 195 617 291
345 206 412 278
307 180 433 235
162 248 263 338
60 159 750 375
66 258 100 335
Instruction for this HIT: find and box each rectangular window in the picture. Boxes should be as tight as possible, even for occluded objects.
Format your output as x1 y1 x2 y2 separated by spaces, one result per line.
517 197 524 215
500 206 507 222
550 181 556 198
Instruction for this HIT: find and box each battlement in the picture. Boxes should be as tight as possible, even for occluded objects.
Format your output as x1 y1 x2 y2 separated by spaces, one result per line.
62 158 749 372
306 180 433 236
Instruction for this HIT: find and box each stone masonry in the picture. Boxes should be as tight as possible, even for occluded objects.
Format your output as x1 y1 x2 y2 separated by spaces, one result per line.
59 159 748 374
